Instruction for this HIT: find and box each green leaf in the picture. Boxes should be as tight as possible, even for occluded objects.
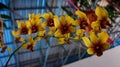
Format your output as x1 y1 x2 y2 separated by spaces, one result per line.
91 0 95 3
0 3 10 10
106 6 115 17
0 14 11 20
105 6 118 23
61 6 76 19
61 6 72 15
3 22 7 29
80 0 90 9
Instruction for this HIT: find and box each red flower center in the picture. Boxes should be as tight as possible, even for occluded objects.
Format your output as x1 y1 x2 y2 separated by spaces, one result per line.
60 23 70 34
100 18 112 28
47 19 54 27
1 46 7 53
15 37 20 43
27 44 33 51
31 25 38 33
20 27 28 35
93 42 104 57
86 10 97 23
79 18 88 29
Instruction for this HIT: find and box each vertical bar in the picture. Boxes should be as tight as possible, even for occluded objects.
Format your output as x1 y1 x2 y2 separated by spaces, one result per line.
36 0 39 14
79 41 87 59
43 46 50 67
39 44 44 67
78 43 81 60
56 0 62 15
25 0 28 19
41 0 45 14
37 0 46 66
59 45 65 66
0 58 3 67
62 44 74 65
45 0 54 14
9 0 19 67
43 37 52 67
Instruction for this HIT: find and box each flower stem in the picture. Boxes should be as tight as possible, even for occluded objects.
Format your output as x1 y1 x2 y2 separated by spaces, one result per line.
66 0 75 15
5 43 25 67
69 0 80 10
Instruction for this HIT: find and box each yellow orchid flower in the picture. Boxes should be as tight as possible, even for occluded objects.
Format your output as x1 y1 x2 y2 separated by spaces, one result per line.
12 30 20 38
27 14 44 34
36 30 46 41
95 7 108 20
56 32 71 45
65 15 76 26
86 10 97 23
37 30 45 36
43 12 56 27
57 32 72 45
75 10 89 29
58 38 72 45
55 15 75 37
58 38 65 45
91 21 101 33
95 7 112 29
43 12 59 35
82 31 110 56
74 29 85 40
43 12 59 27
17 20 29 35
28 13 41 23
22 36 37 51
12 30 25 43
58 37 72 45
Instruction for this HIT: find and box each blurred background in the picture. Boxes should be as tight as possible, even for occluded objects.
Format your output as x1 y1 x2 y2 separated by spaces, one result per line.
0 0 120 67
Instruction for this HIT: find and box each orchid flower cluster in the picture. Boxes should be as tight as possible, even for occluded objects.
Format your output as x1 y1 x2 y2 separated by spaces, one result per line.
11 7 113 57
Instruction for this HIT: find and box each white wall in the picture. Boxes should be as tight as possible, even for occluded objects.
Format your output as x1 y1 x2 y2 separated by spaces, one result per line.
63 46 120 67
